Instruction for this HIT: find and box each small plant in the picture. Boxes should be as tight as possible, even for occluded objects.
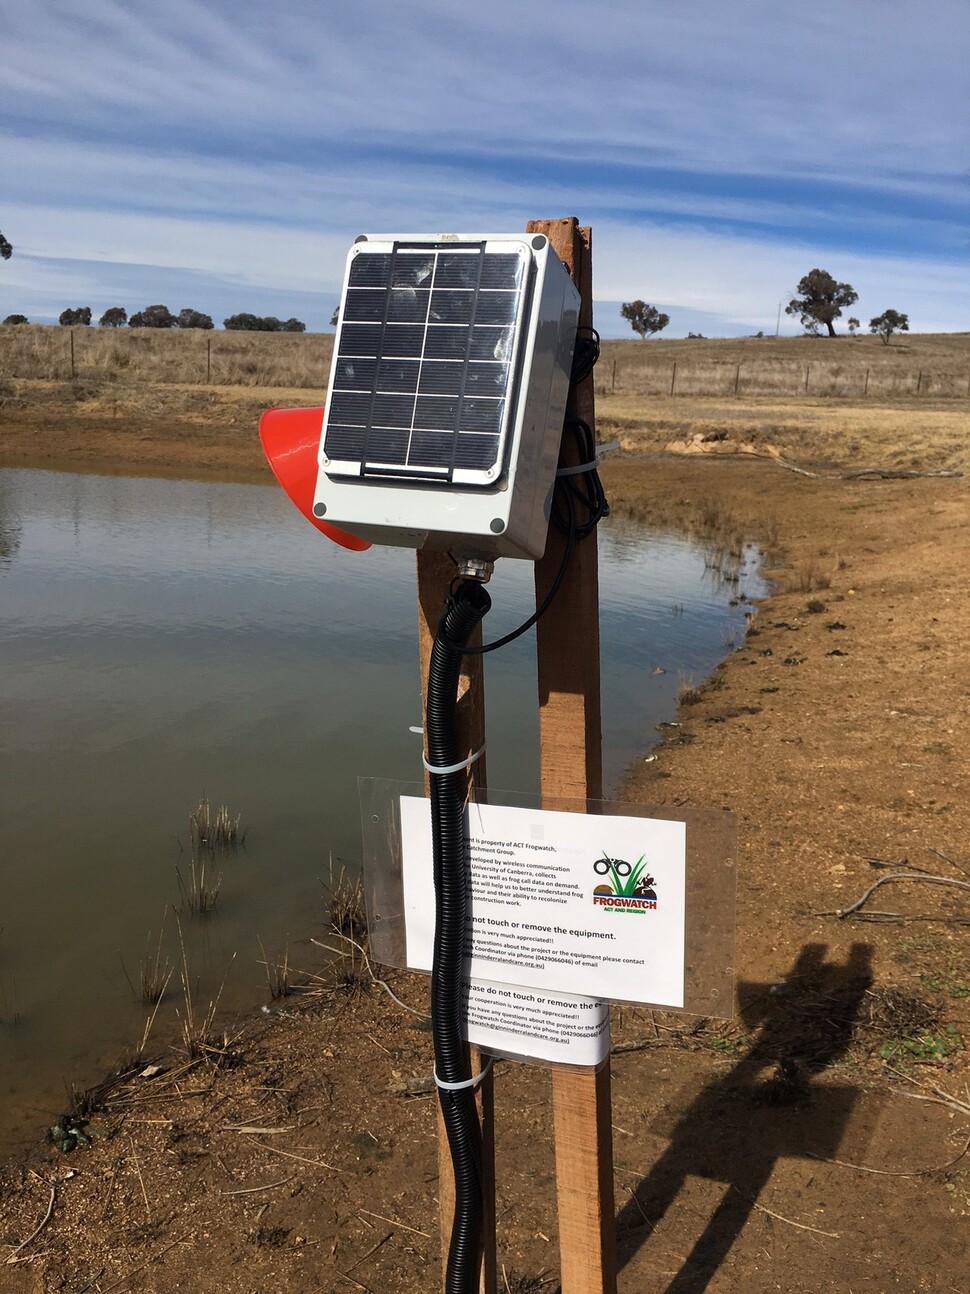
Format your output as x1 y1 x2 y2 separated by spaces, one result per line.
678 676 703 706
790 556 832 593
805 598 827 614
878 1025 962 1064
920 972 970 1000
323 855 367 943
501 1269 556 1293
258 936 291 999
698 497 725 532
190 794 244 853
174 915 237 1063
176 851 222 916
120 917 173 1004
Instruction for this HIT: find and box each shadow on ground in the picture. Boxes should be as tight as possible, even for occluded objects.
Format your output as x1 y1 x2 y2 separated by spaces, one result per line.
610 942 875 1293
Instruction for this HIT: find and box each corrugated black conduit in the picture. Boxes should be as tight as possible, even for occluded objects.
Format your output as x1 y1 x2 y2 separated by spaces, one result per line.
427 577 492 1294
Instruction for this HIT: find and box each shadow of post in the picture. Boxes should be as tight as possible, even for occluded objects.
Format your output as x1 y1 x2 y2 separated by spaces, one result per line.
615 942 874 1293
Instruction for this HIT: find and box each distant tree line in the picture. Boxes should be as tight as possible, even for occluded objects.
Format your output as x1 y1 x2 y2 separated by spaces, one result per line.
619 267 909 344
223 313 306 332
41 305 308 331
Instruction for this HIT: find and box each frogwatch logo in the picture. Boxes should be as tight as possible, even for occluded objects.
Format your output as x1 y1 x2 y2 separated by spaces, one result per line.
591 854 657 914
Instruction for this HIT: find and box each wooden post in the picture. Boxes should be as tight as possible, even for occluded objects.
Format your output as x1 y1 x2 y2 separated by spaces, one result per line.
526 217 617 1294
669 360 677 396
733 362 741 396
70 329 75 379
863 367 870 397
206 336 212 385
416 551 496 1294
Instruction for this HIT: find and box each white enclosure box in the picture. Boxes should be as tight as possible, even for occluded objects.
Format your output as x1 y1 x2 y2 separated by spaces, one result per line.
313 233 580 561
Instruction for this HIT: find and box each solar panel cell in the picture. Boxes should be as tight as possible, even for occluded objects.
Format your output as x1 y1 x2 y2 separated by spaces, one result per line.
324 242 529 486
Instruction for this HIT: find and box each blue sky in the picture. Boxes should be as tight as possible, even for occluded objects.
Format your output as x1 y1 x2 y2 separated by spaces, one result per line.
1 0 967 336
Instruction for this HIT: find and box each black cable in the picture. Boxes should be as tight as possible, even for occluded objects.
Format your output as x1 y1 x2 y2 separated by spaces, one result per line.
426 579 492 1294
426 324 606 1287
440 330 608 655
551 414 610 541
449 493 576 655
570 324 600 385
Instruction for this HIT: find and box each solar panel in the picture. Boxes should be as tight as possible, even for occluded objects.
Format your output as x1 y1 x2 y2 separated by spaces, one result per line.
322 241 529 487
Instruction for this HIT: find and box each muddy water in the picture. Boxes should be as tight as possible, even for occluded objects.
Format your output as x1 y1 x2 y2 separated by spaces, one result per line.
0 466 765 1157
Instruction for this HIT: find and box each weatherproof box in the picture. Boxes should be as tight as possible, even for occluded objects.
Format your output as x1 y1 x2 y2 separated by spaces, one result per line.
313 233 580 561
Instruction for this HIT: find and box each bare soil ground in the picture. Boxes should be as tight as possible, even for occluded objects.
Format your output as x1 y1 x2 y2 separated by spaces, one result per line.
2 380 969 1292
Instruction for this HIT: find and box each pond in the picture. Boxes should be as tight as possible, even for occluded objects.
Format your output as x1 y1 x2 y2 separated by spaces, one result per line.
0 465 766 1158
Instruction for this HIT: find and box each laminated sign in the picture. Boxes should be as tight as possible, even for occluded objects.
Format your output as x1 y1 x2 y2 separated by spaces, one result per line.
401 797 687 1009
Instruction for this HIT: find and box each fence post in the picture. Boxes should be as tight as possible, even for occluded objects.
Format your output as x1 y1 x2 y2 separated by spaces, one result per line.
70 329 75 379
669 360 677 396
206 336 212 385
528 215 617 1294
611 358 616 393
733 363 741 396
804 363 810 395
916 369 923 396
863 368 870 397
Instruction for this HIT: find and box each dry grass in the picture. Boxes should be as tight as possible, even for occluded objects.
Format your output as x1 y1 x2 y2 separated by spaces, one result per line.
599 387 970 472
2 326 966 402
597 332 970 402
0 324 334 387
257 937 291 1000
120 918 173 1005
176 852 222 917
785 555 834 594
678 676 704 707
189 794 245 853
174 916 238 1063
322 856 367 943
2 329 967 480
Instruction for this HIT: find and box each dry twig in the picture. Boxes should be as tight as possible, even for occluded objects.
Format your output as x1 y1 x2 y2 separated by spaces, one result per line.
5 1183 55 1262
219 1176 295 1196
241 1135 341 1172
808 1134 970 1178
832 871 970 919
357 1208 431 1238
310 934 429 1017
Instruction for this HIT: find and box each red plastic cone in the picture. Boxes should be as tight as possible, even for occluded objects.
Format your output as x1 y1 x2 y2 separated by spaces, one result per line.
258 407 370 551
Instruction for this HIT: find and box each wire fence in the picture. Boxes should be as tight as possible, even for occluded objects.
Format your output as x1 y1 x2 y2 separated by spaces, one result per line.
597 358 970 400
2 326 969 399
0 327 335 389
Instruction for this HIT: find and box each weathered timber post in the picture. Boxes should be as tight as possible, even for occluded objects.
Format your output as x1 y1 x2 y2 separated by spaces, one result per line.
527 215 618 1294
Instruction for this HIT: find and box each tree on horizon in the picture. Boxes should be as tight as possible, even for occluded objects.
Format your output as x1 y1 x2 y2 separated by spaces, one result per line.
620 300 670 338
786 269 858 337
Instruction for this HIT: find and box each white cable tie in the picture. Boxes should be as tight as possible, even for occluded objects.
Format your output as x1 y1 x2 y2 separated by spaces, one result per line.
554 441 618 479
433 1055 494 1092
422 743 486 776
409 725 424 734
556 456 600 478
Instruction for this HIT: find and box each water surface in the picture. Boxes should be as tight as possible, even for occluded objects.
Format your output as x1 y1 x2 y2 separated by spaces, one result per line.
0 466 764 1157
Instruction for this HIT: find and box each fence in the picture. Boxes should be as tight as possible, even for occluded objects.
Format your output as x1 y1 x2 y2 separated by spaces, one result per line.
2 326 969 399
0 326 335 389
597 358 970 400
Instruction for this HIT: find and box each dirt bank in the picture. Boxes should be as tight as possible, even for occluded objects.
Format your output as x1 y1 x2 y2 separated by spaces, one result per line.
1 397 969 1292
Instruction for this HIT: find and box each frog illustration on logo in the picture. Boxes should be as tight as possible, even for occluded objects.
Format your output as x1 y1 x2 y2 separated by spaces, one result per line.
592 853 658 912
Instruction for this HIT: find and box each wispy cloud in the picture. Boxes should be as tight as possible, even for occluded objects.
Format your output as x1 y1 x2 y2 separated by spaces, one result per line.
2 2 967 332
